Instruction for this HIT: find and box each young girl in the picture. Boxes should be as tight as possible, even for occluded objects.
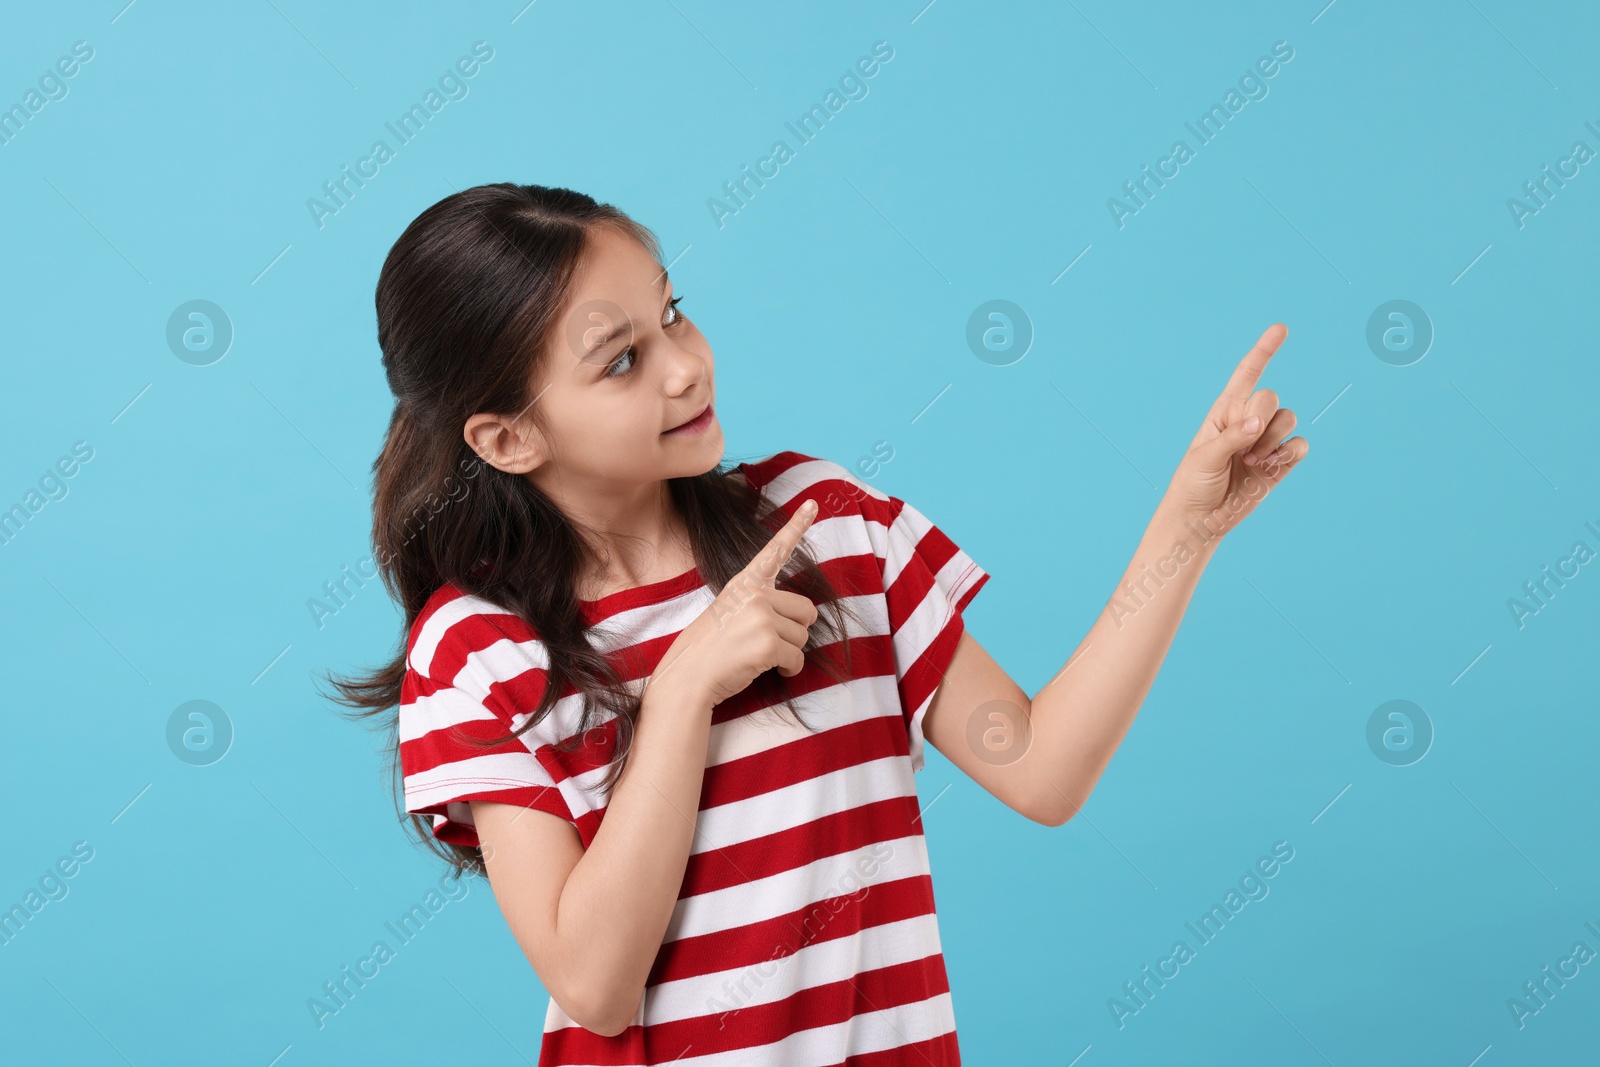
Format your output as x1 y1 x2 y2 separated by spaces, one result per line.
330 182 1307 1065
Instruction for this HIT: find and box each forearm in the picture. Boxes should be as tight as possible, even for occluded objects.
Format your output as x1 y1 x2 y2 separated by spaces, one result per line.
1026 496 1223 822
557 672 712 1029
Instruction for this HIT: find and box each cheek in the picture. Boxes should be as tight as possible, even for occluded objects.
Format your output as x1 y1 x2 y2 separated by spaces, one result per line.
591 392 659 446
548 392 620 450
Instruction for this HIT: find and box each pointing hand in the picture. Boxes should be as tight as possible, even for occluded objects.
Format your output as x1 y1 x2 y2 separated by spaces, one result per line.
1163 323 1308 536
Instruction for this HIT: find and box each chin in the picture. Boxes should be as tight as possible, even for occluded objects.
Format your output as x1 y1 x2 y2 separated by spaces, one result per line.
669 434 725 477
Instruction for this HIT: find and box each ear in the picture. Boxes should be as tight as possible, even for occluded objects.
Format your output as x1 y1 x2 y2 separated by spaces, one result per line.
464 411 545 475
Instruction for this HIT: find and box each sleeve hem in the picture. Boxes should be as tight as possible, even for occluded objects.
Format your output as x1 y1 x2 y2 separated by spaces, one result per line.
406 782 576 847
907 564 991 773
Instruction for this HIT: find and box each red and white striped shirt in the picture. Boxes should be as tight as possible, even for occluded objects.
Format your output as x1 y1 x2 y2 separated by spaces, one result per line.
399 450 990 1065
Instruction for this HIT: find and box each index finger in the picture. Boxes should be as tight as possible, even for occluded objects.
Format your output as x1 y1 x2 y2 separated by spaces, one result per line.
1216 323 1288 408
746 498 819 585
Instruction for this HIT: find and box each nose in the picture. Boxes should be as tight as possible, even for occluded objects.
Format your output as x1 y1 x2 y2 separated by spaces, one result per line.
660 340 709 396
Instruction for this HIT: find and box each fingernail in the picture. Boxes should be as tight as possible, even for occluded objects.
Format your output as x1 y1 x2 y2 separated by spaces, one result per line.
1243 415 1261 433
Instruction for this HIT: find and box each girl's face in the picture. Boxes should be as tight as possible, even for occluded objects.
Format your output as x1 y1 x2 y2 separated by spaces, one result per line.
468 225 723 491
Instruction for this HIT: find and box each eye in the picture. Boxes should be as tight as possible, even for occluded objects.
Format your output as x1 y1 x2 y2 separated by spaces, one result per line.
603 348 635 378
603 295 687 379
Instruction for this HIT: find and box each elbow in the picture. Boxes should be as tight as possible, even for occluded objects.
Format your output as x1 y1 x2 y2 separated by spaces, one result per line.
1030 787 1085 828
504 905 647 1037
584 1012 631 1040
522 951 638 1038
1032 805 1071 829
566 980 643 1039
590 996 640 1039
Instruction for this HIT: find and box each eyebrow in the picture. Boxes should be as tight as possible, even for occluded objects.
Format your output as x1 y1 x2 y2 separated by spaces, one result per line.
581 272 671 361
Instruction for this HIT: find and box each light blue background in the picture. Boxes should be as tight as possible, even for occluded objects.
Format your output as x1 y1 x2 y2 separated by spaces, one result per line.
2 1 1597 1063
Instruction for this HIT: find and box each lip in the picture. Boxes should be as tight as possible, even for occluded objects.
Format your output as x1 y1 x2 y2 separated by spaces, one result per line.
663 402 715 436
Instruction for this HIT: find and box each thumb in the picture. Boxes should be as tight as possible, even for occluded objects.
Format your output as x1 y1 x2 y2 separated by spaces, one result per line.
1194 413 1263 469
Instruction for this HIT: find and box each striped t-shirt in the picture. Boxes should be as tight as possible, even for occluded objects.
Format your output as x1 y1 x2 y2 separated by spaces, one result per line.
399 450 990 1065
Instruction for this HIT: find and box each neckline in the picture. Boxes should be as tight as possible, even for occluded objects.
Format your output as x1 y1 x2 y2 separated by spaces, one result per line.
577 565 703 623
575 461 751 624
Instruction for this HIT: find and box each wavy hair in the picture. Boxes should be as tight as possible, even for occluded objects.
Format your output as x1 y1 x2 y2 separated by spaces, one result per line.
321 183 862 876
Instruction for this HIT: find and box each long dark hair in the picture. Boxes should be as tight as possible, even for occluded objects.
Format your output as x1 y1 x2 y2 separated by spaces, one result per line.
322 183 862 877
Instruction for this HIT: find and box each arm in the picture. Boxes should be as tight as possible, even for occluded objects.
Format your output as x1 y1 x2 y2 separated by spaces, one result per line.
921 496 1218 826
467 501 821 1036
921 324 1308 826
470 669 713 1037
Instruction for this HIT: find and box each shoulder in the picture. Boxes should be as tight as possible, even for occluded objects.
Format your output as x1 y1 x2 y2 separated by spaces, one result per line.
406 583 548 704
738 450 893 519
400 583 578 752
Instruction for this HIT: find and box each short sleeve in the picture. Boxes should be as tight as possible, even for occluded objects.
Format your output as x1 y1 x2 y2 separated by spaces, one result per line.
398 661 579 850
856 483 991 773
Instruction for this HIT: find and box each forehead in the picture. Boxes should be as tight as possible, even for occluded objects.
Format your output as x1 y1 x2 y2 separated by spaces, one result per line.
567 226 663 306
542 227 667 372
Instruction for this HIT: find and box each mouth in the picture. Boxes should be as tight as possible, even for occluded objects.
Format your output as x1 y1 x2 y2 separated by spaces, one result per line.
663 402 715 436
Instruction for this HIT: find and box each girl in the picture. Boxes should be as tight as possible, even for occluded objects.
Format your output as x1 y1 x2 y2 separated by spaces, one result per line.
329 182 1307 1065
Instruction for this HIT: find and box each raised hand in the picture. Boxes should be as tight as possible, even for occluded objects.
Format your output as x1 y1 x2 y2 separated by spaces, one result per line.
649 498 823 707
1163 323 1309 535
